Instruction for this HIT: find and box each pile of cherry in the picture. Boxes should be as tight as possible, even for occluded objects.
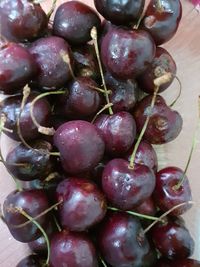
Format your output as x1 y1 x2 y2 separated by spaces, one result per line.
0 0 199 266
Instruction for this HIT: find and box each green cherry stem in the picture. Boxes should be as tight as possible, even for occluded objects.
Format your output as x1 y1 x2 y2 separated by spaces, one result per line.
170 76 182 107
100 256 108 267
47 0 58 19
91 103 113 124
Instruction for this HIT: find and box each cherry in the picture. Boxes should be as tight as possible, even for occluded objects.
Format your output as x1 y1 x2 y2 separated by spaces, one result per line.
73 44 100 81
94 0 145 25
125 140 158 172
0 92 51 141
94 112 136 156
102 159 156 210
0 0 47 42
142 0 182 45
156 258 200 267
54 120 105 174
53 1 101 45
6 140 54 181
56 177 107 231
98 212 150 267
29 36 74 90
0 43 38 95
153 167 192 216
104 72 138 112
50 230 98 267
137 47 177 94
134 197 157 216
101 27 156 80
134 95 183 144
55 77 101 118
16 255 44 267
151 216 194 260
3 189 49 242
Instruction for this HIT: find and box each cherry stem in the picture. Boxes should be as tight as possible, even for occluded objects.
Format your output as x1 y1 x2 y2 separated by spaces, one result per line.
17 208 50 265
0 114 13 133
108 206 164 222
143 201 194 234
60 51 75 80
49 152 60 157
91 103 114 124
30 90 65 136
53 214 62 232
47 0 57 19
174 96 200 190
87 84 112 95
100 257 108 267
170 76 182 107
129 73 173 169
91 27 113 115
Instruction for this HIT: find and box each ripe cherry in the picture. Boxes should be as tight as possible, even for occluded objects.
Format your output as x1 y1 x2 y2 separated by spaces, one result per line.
156 258 200 267
16 255 44 267
134 197 157 216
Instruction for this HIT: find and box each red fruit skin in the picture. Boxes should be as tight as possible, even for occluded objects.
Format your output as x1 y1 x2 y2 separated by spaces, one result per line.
101 28 156 80
134 197 157 216
0 43 38 94
0 0 47 42
151 217 194 260
102 159 156 210
56 178 107 231
54 120 105 175
153 166 192 216
134 95 183 144
50 231 98 267
155 258 200 267
142 0 182 45
137 47 177 94
16 255 44 267
53 1 101 45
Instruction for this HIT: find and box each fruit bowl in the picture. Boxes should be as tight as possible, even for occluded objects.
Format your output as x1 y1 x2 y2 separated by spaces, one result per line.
0 0 200 266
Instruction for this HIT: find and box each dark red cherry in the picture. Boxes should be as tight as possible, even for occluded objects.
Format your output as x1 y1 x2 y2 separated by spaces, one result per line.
56 178 107 231
134 95 183 144
101 27 156 80
151 216 194 260
153 167 192 216
125 140 158 172
98 212 150 267
73 44 100 81
105 72 138 112
155 258 200 267
142 0 182 45
53 1 101 45
29 36 74 90
55 77 101 118
16 255 44 267
0 43 38 95
94 112 136 156
6 140 54 181
137 47 177 94
3 190 49 243
134 197 157 216
102 159 156 210
0 92 51 141
94 0 145 25
50 231 98 267
54 120 105 174
0 0 47 42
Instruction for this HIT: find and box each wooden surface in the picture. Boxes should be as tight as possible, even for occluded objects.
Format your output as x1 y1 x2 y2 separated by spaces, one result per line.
0 0 200 266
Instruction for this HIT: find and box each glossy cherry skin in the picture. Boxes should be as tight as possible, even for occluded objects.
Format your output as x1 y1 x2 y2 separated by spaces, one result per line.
155 258 200 267
134 95 183 144
94 0 145 25
0 43 38 94
102 159 156 210
98 212 150 267
153 166 192 216
50 231 98 267
29 36 74 90
53 1 101 45
125 140 158 172
94 112 136 156
0 0 47 42
0 92 51 141
105 72 138 112
142 0 182 45
54 120 105 174
151 216 194 260
3 190 49 243
134 197 157 216
55 77 101 118
73 44 100 81
6 140 54 181
56 178 107 231
101 28 156 80
137 47 177 94
16 255 44 267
